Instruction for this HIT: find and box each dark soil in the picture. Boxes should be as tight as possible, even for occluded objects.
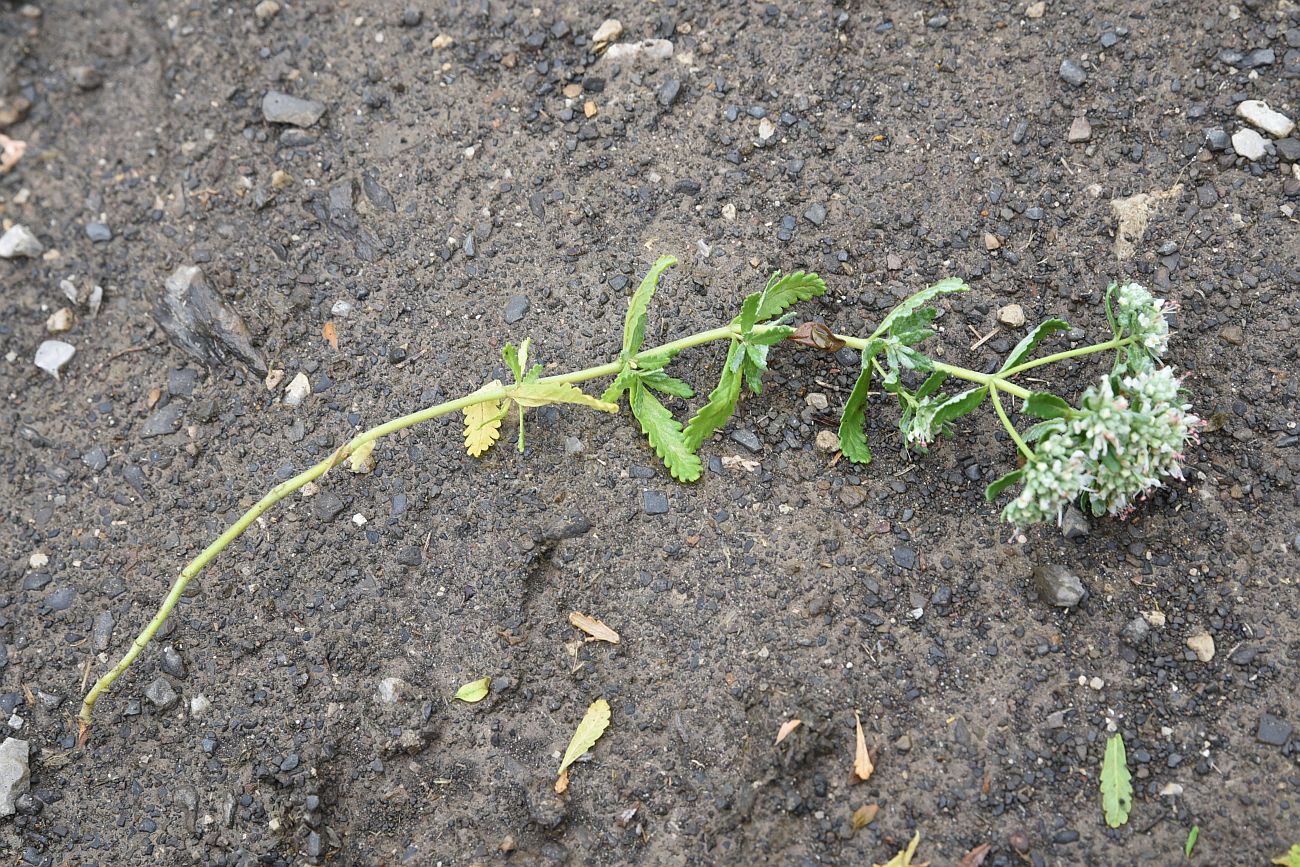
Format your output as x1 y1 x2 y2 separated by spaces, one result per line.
3 0 1298 864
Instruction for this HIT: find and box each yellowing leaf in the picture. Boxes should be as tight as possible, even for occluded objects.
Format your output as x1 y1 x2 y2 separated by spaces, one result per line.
775 718 801 745
507 380 619 412
1100 732 1133 828
463 381 507 457
854 712 874 782
569 612 620 644
874 831 922 867
851 803 878 834
1272 845 1300 867
454 677 490 703
348 440 376 474
558 698 611 780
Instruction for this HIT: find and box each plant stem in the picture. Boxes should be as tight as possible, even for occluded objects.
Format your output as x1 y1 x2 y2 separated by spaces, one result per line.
989 383 1033 460
76 319 1132 731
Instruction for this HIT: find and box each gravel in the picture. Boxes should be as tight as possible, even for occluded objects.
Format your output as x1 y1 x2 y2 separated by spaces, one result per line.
1235 100 1295 138
0 738 30 817
144 677 179 711
1058 59 1088 87
1256 714 1293 747
504 295 530 324
642 491 669 514
1230 128 1268 161
1032 564 1085 607
262 91 326 127
0 225 43 258
34 341 75 378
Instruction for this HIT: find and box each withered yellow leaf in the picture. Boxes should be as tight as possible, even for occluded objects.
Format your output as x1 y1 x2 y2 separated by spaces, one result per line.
874 831 923 867
569 612 620 644
851 803 879 834
558 698 611 780
507 380 618 412
854 712 874 782
348 440 376 474
453 677 490 703
463 381 507 457
775 718 801 745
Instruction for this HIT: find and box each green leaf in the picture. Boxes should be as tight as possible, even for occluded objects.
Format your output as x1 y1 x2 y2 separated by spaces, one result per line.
985 468 1024 501
737 289 763 334
1022 392 1073 419
871 277 969 340
753 271 827 323
508 381 619 412
1185 825 1199 859
746 324 795 347
683 342 743 451
502 339 527 382
742 344 770 394
1103 281 1120 337
640 370 695 399
622 256 677 355
1272 844 1300 867
454 677 491 703
1100 733 1133 829
558 698 611 776
931 386 988 428
893 344 934 371
887 306 939 346
838 342 881 464
915 370 948 400
1024 419 1065 442
631 383 702 482
1000 319 1071 372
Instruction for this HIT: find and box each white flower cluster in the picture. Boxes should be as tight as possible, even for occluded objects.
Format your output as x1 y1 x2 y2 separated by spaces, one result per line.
1113 282 1171 371
1002 367 1199 526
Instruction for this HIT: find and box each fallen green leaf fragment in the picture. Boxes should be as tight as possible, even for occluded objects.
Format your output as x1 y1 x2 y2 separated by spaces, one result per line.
558 698 611 778
1184 825 1199 859
453 677 491 703
873 831 922 867
1272 844 1300 867
1100 732 1133 828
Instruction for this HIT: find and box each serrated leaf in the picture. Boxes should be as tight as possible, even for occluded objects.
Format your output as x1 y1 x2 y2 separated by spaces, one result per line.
348 439 377 473
1024 418 1065 442
1022 391 1072 419
915 370 948 400
463 382 508 457
1184 825 1199 859
1000 319 1071 372
873 831 922 867
623 256 677 355
932 386 988 428
507 381 619 412
754 271 827 322
569 611 621 644
558 698 611 776
893 344 934 371
1100 733 1133 828
747 324 795 346
775 718 801 744
454 677 490 703
640 370 695 399
502 338 529 382
888 305 939 346
1271 844 1300 867
684 342 743 452
853 712 874 782
631 383 702 482
872 277 969 340
737 289 763 334
742 344 769 395
985 468 1024 502
601 368 638 404
838 342 880 464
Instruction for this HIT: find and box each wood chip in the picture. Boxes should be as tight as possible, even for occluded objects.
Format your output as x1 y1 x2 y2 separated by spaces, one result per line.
569 611 620 644
775 718 801 745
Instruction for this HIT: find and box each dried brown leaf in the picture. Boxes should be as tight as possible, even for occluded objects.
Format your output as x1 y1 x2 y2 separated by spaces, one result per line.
555 769 569 793
854 712 874 782
775 718 801 745
956 843 991 867
851 803 879 833
789 321 846 352
323 321 338 350
569 611 620 644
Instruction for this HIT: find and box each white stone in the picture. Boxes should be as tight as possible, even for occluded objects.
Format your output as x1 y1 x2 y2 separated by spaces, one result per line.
1235 99 1295 138
603 39 673 64
1186 631 1216 662
1025 1 1046 17
591 18 623 46
1231 128 1267 161
331 299 353 317
721 203 736 220
758 117 776 141
190 694 212 717
34 340 75 378
0 224 43 259
28 551 48 568
376 676 406 704
283 371 311 406
254 0 279 21
0 738 29 817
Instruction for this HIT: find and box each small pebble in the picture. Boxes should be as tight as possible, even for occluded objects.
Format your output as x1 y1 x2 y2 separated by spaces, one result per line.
730 429 762 452
1032 563 1085 607
1256 714 1293 747
283 372 311 406
1236 99 1295 138
144 678 179 711
45 308 75 333
34 341 75 378
1067 116 1091 142
803 202 827 226
1231 128 1267 161
1186 631 1215 662
69 65 103 90
1025 1 1045 18
815 430 839 452
0 225 43 259
591 18 622 47
997 304 1026 327
261 91 326 127
504 295 530 324
85 222 112 243
642 491 669 515
1058 59 1088 87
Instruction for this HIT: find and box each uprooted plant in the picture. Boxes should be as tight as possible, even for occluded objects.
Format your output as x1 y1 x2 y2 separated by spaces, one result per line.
77 257 1197 735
